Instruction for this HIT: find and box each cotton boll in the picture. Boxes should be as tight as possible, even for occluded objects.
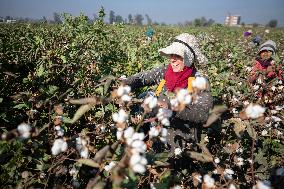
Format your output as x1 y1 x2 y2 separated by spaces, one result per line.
132 163 146 174
80 147 89 158
130 154 142 166
124 127 134 139
17 123 31 138
161 118 170 126
131 140 145 149
160 128 167 137
116 130 123 140
148 97 157 109
245 103 266 119
51 139 68 155
131 133 145 141
203 174 215 188
149 127 160 138
121 94 132 102
174 148 182 156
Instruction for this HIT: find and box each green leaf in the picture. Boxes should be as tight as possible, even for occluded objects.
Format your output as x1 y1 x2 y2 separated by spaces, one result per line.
36 64 45 77
48 85 59 95
68 103 94 124
246 124 257 140
255 150 268 166
188 151 213 162
13 103 29 110
60 55 67 64
154 161 170 167
0 98 3 103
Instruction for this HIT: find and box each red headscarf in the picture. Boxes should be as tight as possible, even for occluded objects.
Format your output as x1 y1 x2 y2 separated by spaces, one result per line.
164 64 196 92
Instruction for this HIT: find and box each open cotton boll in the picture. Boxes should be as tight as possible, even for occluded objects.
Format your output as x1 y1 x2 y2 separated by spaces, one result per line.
160 128 167 137
144 96 158 109
124 127 134 139
131 140 146 149
17 123 32 138
174 148 182 156
177 89 189 101
130 154 142 166
203 174 215 188
80 147 89 158
192 77 208 90
245 104 266 119
104 161 116 171
117 85 131 96
131 132 145 141
116 130 123 140
132 163 146 174
51 138 68 155
121 94 132 102
161 118 170 126
149 127 160 138
112 109 129 123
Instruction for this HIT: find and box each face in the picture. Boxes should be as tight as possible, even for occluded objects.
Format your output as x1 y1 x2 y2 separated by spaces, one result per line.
259 50 273 60
170 54 185 72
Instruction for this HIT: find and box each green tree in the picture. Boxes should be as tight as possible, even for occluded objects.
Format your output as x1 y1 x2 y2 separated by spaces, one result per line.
134 14 144 25
115 15 124 23
53 12 62 23
128 14 133 24
267 19 277 28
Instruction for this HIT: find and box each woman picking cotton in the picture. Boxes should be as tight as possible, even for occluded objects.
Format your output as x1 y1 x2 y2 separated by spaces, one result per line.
121 33 213 156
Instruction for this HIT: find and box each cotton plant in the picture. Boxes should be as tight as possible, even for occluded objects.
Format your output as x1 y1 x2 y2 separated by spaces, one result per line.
143 95 158 112
235 157 244 166
202 174 215 189
156 108 173 126
121 127 148 174
170 88 192 111
76 137 89 159
104 161 117 172
148 126 167 143
112 109 129 128
244 103 266 119
224 168 234 180
252 180 272 189
115 85 132 102
51 138 68 156
192 76 209 91
17 123 32 138
55 125 65 137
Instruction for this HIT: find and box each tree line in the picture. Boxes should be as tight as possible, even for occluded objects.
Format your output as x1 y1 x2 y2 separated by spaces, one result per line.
0 10 279 28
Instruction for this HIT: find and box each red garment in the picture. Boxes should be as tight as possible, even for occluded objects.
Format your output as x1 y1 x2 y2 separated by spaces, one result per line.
164 64 196 92
249 59 283 83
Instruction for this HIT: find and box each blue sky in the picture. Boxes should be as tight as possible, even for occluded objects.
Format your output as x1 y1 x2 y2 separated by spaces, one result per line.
1 0 284 26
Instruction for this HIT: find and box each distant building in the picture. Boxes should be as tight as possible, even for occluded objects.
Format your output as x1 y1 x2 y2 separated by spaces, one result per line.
225 14 241 26
6 19 17 23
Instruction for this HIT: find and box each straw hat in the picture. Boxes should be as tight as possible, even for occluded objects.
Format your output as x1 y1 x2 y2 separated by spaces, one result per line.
159 33 208 67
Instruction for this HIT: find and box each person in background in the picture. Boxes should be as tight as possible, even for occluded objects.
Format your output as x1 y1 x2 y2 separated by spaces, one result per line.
145 26 154 41
122 33 213 155
244 29 252 38
252 35 262 46
248 40 283 84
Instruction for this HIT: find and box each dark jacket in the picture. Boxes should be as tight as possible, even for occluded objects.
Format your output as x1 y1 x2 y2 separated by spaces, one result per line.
124 65 213 154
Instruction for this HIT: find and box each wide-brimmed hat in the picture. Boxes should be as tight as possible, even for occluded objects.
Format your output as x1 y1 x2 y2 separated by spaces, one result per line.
158 33 208 67
258 40 276 55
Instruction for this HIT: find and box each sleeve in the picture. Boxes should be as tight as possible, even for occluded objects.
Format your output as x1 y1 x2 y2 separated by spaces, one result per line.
174 91 213 123
248 62 259 83
122 65 166 89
